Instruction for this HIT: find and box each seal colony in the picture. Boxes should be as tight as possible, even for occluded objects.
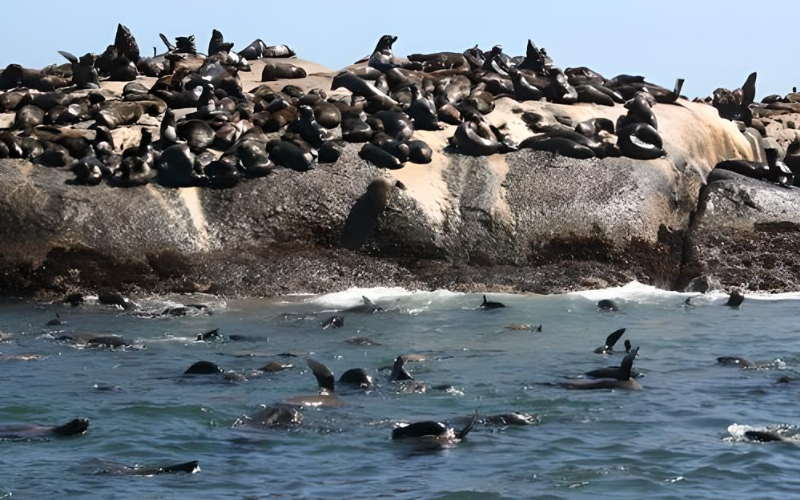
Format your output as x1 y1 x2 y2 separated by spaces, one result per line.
0 24 793 191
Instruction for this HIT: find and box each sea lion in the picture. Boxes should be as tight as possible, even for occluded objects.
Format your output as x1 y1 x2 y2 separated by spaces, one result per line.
321 315 344 329
339 368 374 388
508 67 543 101
407 84 441 131
261 62 307 82
717 356 755 368
46 313 66 326
368 35 419 73
183 361 223 375
98 291 135 309
593 328 626 354
617 123 665 160
268 140 315 172
208 29 233 56
520 136 595 159
714 159 767 180
284 359 347 407
359 142 404 169
312 100 341 129
343 296 383 313
342 178 405 249
584 347 642 379
58 51 99 89
479 295 505 309
743 430 789 443
114 24 140 63
238 40 295 60
561 349 642 390
0 418 89 440
331 71 398 108
196 329 222 342
94 460 199 476
289 105 331 147
177 120 215 151
726 290 745 308
407 140 432 164
234 404 303 429
450 117 500 156
392 411 478 443
157 144 199 187
58 332 132 349
94 102 143 129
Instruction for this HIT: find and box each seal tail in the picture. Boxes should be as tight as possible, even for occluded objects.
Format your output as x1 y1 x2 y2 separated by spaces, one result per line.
456 410 479 440
307 358 335 392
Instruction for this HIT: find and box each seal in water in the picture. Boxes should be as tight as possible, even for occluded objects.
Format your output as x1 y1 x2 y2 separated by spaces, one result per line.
95 460 200 476
561 348 642 391
585 346 642 379
183 361 223 375
479 295 506 309
0 418 89 440
392 410 478 442
390 355 414 381
284 359 347 407
57 332 132 349
339 368 374 388
717 356 755 368
234 404 303 429
321 315 344 329
593 328 626 354
726 290 745 308
597 299 619 311
743 430 790 443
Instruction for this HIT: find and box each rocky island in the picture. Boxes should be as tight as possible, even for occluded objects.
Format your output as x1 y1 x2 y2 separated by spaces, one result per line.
1 25 799 299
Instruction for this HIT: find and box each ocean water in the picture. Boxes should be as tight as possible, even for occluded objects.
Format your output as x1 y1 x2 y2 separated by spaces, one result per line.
1 282 799 499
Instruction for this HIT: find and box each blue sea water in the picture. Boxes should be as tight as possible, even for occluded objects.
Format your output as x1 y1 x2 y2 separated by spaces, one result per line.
1 282 799 499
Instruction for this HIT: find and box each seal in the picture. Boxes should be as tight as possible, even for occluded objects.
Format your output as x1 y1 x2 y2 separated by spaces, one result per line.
717 356 754 368
268 139 315 172
617 123 665 160
284 359 347 407
359 142 404 169
0 418 89 440
238 40 296 60
450 117 500 156
726 290 745 308
339 368 374 388
561 349 642 390
593 328 626 354
585 346 642 379
95 460 200 476
479 295 505 309
261 62 307 82
321 315 344 329
58 51 99 89
342 179 404 250
235 404 303 429
58 332 132 349
407 84 441 130
392 411 478 443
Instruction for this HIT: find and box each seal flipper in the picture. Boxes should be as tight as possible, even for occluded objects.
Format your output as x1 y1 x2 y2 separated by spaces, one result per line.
390 355 413 381
159 34 176 52
58 51 78 64
51 418 89 436
307 359 335 393
624 339 632 354
605 328 626 349
456 410 479 440
674 78 685 97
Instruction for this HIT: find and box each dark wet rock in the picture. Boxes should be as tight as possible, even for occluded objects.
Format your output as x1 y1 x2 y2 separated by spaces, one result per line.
681 171 800 292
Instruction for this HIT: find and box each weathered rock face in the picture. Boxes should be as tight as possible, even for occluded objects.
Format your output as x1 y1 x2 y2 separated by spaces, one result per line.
0 89 762 298
681 170 800 292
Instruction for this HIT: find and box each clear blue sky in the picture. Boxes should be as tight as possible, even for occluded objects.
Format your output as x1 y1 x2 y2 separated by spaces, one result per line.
1 1 797 99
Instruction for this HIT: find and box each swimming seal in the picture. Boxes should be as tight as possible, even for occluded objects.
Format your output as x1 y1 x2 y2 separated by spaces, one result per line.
339 368 374 388
95 460 200 476
235 404 303 429
717 356 754 368
392 411 478 443
0 418 89 440
321 315 344 329
597 298 618 312
479 295 505 309
726 290 745 308
390 355 414 381
561 349 642 390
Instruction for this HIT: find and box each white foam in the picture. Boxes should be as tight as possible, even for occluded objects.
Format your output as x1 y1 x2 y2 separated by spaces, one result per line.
306 287 463 309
